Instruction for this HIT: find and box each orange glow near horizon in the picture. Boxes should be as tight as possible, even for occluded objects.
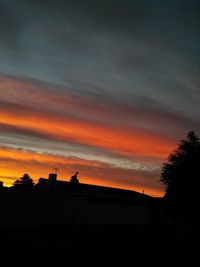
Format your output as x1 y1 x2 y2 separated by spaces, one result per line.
0 171 163 197
0 147 164 197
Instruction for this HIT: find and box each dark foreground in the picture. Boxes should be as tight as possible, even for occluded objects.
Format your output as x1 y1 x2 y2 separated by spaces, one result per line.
1 224 200 265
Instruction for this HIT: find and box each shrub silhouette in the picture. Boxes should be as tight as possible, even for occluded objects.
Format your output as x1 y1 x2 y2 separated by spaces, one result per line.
160 131 200 224
13 173 35 190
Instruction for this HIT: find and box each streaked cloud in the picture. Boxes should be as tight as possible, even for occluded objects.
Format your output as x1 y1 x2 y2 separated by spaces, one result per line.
0 146 161 196
0 0 199 196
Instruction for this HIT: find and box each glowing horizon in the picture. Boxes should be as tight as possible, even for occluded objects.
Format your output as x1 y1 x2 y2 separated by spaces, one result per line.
0 1 199 198
0 142 164 197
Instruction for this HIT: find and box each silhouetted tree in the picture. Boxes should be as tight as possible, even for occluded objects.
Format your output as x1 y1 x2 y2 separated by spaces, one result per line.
161 131 200 224
0 181 3 188
12 173 35 190
13 179 21 188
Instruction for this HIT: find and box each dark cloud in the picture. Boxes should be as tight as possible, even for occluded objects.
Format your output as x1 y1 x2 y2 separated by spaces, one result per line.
0 0 199 107
0 2 20 49
1 0 199 66
0 0 199 194
0 122 57 141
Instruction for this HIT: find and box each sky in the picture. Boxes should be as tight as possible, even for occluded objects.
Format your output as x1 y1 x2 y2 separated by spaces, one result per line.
0 0 200 196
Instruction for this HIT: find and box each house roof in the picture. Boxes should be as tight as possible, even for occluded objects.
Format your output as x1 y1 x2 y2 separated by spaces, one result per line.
36 177 152 205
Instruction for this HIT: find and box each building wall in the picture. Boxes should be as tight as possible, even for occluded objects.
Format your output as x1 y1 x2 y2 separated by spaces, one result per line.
0 190 152 226
78 201 151 225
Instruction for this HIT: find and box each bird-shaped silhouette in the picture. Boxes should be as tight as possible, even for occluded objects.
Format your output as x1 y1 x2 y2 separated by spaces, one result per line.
69 172 79 185
71 172 79 179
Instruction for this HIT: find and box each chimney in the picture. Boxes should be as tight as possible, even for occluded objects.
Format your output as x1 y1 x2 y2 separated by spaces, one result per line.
48 173 57 183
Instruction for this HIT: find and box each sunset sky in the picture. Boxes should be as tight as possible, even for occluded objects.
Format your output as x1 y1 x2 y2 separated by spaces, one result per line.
0 0 199 196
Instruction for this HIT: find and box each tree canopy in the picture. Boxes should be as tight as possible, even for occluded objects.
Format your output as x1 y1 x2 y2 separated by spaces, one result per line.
13 173 35 190
160 131 200 223
161 131 200 199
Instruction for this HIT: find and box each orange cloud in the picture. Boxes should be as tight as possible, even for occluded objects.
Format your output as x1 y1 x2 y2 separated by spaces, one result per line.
0 101 175 160
0 75 181 197
0 147 163 197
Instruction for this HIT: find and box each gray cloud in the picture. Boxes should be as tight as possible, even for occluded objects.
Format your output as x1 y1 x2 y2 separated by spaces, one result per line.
0 0 199 86
0 0 199 127
0 0 199 194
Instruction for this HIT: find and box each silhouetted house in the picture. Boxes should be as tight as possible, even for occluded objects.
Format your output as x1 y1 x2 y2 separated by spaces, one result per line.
37 173 60 188
0 173 162 227
34 173 155 226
